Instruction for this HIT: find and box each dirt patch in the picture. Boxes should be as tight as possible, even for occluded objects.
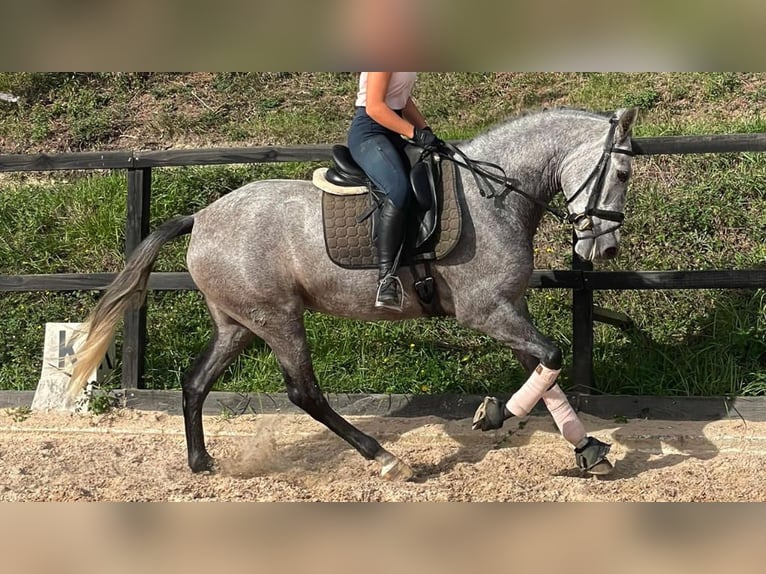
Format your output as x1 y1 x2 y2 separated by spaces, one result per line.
1 408 765 501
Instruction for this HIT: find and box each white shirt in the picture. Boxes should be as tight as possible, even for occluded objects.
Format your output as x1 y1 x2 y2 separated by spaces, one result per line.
355 72 417 110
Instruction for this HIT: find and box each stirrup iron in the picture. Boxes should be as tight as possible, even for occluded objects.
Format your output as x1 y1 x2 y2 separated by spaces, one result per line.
375 273 404 311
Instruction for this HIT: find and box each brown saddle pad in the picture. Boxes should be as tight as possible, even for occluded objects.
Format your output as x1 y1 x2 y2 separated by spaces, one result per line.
321 158 462 269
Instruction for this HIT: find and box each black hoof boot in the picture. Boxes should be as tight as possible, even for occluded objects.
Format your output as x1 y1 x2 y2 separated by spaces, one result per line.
575 437 613 475
472 396 513 431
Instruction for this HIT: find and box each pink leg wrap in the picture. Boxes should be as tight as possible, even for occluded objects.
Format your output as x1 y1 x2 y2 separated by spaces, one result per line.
542 384 586 446
506 365 560 417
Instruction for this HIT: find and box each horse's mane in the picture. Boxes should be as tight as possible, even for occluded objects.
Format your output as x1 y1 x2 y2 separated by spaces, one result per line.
470 106 613 142
509 106 613 123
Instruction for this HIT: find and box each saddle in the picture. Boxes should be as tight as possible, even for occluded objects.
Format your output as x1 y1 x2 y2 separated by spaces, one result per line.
314 144 463 271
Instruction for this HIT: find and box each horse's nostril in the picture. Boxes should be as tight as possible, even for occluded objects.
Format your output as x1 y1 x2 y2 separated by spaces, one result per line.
602 246 619 260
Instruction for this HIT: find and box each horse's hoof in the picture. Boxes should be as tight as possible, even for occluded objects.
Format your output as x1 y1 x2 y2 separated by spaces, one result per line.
575 436 612 475
587 459 614 476
381 459 414 482
189 454 218 474
472 396 512 431
376 451 414 482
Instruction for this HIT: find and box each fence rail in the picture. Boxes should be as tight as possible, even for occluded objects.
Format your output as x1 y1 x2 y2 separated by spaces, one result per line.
3 133 766 173
1 133 765 393
2 269 765 294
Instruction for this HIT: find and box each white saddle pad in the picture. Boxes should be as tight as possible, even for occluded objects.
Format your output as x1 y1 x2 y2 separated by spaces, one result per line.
312 168 368 196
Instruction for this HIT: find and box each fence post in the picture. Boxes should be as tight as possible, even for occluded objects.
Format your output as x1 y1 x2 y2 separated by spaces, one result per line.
122 167 152 389
571 231 594 394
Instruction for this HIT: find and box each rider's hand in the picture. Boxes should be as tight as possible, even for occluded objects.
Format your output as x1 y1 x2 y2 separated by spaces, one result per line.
411 126 444 150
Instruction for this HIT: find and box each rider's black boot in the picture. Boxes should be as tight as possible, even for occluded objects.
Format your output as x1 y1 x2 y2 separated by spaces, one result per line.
375 198 407 311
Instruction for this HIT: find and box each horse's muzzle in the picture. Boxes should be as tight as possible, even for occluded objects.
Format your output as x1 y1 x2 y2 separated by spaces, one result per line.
574 230 620 262
600 245 619 260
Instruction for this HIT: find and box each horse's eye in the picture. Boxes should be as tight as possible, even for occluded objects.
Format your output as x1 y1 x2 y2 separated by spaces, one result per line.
616 170 630 183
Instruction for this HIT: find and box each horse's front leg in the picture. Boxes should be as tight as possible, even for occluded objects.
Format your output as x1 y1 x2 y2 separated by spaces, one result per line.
460 297 613 475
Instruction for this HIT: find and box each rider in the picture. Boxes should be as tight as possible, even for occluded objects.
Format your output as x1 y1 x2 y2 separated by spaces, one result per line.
347 72 443 310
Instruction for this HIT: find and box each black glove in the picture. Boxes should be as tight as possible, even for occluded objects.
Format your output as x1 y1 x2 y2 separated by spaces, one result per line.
411 126 444 150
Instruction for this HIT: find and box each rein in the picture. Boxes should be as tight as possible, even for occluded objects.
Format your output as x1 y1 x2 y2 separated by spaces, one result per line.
436 116 635 238
439 141 570 222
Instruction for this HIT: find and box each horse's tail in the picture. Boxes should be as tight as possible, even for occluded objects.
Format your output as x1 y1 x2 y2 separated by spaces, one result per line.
68 215 195 397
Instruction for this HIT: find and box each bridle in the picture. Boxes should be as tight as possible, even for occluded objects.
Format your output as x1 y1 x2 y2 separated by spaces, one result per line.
563 116 635 239
436 115 635 239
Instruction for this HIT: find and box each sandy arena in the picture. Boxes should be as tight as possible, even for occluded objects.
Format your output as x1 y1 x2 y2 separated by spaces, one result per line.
1 408 765 501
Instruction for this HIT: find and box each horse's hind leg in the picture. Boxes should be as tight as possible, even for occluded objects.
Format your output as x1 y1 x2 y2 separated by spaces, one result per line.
181 306 255 473
261 313 413 481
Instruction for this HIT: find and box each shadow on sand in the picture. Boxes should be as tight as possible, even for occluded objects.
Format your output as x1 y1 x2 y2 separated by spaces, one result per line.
212 398 724 484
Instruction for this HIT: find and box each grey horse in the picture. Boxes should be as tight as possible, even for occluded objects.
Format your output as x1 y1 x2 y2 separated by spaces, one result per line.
70 106 638 481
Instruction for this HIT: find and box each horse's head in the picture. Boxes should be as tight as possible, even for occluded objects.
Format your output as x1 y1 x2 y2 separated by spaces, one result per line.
561 107 638 262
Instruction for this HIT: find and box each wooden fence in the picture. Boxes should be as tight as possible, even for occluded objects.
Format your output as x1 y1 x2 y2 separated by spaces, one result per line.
1 134 766 394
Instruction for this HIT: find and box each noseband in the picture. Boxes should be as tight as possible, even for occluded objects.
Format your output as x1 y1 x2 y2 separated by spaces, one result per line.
438 115 634 238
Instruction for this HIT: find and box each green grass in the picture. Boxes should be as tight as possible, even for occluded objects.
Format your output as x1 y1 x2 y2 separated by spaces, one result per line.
590 290 766 396
0 73 765 396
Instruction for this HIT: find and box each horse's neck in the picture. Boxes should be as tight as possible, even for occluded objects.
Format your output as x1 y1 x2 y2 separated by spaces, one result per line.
460 126 563 237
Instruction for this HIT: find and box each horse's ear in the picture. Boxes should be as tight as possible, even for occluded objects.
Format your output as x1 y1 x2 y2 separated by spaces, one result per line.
615 107 639 142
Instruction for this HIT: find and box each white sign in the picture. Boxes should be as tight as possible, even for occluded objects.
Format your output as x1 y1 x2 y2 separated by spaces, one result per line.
32 323 115 413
